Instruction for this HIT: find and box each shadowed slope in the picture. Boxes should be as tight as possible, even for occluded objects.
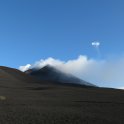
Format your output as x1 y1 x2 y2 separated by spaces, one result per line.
26 65 96 87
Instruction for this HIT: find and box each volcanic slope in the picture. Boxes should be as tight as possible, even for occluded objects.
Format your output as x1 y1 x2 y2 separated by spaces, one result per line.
0 66 38 87
0 66 124 124
25 65 96 87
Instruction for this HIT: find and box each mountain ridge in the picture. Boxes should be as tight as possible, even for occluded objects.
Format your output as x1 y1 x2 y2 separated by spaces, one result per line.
25 65 97 87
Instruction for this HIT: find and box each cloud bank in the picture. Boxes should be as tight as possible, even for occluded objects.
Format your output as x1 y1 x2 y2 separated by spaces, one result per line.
19 55 124 88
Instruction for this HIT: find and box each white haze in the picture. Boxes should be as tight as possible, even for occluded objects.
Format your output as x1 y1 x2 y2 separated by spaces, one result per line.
19 55 124 89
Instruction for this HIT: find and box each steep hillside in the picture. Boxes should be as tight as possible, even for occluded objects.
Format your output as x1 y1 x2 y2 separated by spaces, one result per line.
26 65 96 87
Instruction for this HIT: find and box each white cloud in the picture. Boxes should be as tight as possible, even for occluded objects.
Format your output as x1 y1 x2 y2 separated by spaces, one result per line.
19 55 124 88
19 64 31 72
92 41 100 47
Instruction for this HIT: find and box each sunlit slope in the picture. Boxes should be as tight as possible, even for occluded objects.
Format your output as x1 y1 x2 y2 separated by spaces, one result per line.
0 66 39 87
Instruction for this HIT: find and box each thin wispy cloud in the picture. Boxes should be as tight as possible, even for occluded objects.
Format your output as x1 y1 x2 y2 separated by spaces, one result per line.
91 41 101 58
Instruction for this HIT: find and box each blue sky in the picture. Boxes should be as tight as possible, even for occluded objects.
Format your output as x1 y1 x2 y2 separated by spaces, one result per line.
0 0 124 88
0 0 123 67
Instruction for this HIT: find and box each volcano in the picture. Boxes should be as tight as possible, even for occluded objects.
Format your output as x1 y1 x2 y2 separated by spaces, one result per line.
25 65 96 87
